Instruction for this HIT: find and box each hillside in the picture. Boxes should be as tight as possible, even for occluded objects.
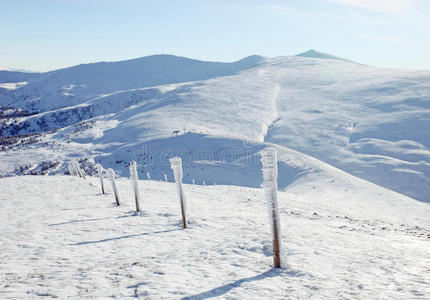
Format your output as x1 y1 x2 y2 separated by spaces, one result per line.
1 170 429 298
0 54 264 113
0 52 429 203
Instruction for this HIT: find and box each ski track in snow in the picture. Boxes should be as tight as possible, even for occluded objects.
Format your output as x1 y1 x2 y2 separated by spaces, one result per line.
0 175 429 299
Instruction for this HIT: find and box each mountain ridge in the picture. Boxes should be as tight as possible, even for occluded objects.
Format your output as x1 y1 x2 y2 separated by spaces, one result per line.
0 53 429 203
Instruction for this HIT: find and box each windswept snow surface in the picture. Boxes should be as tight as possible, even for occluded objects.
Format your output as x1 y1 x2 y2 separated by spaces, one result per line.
0 174 429 299
0 53 429 203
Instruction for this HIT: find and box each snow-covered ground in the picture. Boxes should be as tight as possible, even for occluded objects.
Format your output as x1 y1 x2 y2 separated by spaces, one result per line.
1 173 429 299
1 52 429 202
1 52 429 297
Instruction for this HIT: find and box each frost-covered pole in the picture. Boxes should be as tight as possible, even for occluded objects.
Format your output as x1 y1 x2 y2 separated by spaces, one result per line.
261 148 282 268
72 159 80 177
108 168 120 206
129 161 141 212
164 174 168 182
68 163 75 176
146 172 151 181
96 164 105 194
72 159 86 179
71 159 79 177
170 157 187 228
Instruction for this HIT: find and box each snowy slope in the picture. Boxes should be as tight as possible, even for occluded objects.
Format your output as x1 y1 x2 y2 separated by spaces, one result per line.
0 52 429 203
262 57 430 202
0 70 40 84
0 55 264 113
0 173 429 299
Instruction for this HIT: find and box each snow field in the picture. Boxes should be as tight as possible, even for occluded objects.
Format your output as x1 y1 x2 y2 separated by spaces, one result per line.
1 175 429 299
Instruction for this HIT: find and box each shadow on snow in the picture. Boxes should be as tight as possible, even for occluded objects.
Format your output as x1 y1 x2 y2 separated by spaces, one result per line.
69 228 179 245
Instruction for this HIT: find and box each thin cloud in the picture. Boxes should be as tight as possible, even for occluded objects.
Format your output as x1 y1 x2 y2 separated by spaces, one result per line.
327 0 413 13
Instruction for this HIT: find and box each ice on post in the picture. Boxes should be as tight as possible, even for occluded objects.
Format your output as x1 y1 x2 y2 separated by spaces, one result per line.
129 161 141 212
261 147 282 268
170 157 187 228
108 168 120 206
96 163 105 194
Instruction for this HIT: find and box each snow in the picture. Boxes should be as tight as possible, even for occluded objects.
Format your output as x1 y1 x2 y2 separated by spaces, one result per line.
1 53 429 202
0 55 264 113
0 82 27 90
2 50 430 298
1 173 429 299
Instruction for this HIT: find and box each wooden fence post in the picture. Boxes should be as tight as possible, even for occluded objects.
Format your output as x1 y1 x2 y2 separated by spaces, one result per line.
129 161 141 212
71 159 86 179
261 148 282 268
108 168 120 206
96 164 105 194
170 157 187 229
68 163 75 176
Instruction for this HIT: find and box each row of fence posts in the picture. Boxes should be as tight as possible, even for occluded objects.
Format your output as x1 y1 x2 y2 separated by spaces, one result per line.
70 148 282 268
93 158 188 228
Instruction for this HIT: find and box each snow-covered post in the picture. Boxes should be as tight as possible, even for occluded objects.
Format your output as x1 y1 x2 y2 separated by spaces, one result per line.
164 174 168 182
129 161 141 212
146 172 151 181
96 164 105 194
72 159 79 177
203 181 206 188
261 148 282 268
170 157 187 228
108 168 120 206
192 179 195 185
71 159 86 179
68 163 75 176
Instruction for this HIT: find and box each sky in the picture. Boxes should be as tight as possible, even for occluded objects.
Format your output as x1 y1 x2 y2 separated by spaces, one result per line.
1 0 429 72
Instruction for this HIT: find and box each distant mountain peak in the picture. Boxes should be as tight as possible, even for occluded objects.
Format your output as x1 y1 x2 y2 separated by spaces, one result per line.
296 49 356 63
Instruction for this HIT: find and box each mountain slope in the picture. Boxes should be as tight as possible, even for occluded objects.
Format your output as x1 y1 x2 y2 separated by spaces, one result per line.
0 53 429 203
0 55 264 113
0 173 429 298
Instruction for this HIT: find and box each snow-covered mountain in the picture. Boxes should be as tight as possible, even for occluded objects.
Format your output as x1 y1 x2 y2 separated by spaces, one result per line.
0 55 264 113
1 52 429 298
0 51 429 203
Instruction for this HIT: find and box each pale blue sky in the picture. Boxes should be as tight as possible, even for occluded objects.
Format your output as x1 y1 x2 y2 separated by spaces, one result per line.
1 0 429 71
